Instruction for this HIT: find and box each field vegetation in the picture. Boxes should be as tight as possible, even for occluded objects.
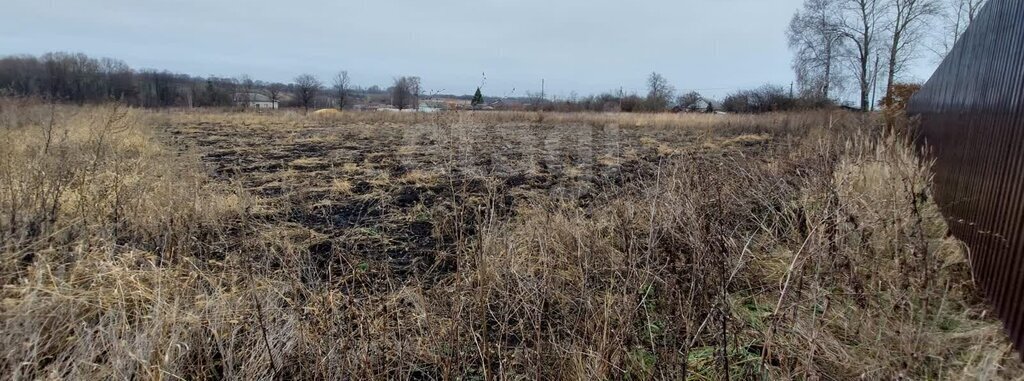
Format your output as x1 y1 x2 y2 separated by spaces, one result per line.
1 101 1021 379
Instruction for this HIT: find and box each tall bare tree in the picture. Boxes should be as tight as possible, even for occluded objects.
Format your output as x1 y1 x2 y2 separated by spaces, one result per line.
408 77 421 110
932 0 986 60
238 74 255 108
839 0 884 111
881 0 939 106
390 76 420 110
645 72 674 112
267 83 284 105
788 0 845 101
331 71 350 110
293 74 321 112
99 57 134 101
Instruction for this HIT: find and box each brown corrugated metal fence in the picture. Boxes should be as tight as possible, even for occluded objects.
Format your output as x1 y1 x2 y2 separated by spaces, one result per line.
908 0 1024 351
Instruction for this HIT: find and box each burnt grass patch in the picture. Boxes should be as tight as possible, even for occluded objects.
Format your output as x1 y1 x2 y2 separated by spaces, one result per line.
166 119 776 285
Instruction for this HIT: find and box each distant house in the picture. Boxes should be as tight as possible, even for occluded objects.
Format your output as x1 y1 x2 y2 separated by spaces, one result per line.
689 99 711 112
673 99 715 113
233 92 278 109
354 103 393 111
418 104 441 113
423 97 471 110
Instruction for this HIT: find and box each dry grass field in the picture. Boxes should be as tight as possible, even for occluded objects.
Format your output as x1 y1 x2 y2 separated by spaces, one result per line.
1 101 1022 379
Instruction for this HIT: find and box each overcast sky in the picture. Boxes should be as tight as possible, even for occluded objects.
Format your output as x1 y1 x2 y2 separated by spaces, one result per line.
2 0 939 100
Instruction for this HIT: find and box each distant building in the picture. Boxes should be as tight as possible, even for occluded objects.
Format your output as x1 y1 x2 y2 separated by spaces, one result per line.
353 103 393 111
233 92 278 109
689 99 711 112
423 97 471 110
418 104 441 113
673 99 716 113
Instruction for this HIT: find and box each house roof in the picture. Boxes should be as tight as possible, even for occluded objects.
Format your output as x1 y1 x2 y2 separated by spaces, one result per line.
233 92 275 103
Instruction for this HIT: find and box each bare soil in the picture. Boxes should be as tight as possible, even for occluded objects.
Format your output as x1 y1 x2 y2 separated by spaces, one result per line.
164 118 778 283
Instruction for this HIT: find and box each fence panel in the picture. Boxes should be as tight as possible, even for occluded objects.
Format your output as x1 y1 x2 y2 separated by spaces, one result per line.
908 0 1024 350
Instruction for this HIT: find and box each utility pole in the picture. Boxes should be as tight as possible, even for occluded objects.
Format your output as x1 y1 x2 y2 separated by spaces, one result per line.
540 79 545 101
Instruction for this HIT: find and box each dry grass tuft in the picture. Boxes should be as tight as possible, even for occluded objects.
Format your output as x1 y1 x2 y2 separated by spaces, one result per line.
721 133 772 147
400 169 439 185
330 178 353 194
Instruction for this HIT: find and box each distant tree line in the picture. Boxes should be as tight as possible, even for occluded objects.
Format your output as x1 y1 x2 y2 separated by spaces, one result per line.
0 52 271 107
4 46 922 115
514 72 818 114
0 52 440 113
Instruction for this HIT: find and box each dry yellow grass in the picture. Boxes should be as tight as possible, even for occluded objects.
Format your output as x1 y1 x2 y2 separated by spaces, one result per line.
330 178 353 194
0 102 1019 379
289 157 327 169
156 107 834 134
721 133 772 147
400 169 438 185
313 108 342 117
596 155 622 167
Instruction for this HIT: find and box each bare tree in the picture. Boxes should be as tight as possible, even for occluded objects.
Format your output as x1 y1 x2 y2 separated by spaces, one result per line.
409 77 421 110
788 0 846 100
839 0 884 111
238 74 255 108
267 83 284 105
931 0 986 60
881 0 939 106
293 74 321 112
99 57 134 102
390 76 421 110
331 71 350 110
645 72 674 112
